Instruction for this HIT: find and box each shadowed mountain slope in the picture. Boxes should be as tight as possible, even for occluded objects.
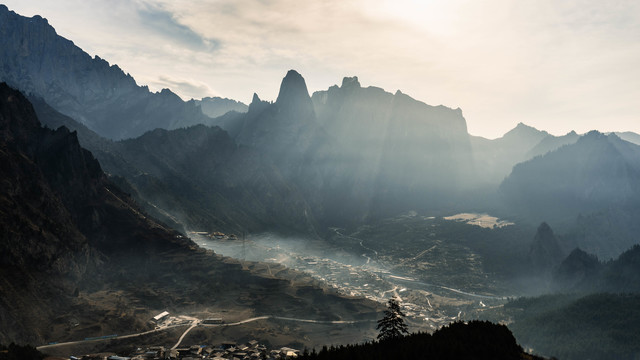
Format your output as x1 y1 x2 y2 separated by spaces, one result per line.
0 83 379 346
470 123 549 186
501 131 640 223
553 244 640 293
29 94 317 236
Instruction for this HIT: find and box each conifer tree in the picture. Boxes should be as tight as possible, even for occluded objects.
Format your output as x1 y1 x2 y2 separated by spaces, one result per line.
377 296 409 341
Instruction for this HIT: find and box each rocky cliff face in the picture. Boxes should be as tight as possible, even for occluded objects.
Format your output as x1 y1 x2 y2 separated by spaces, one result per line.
237 69 328 177
0 82 98 343
0 83 100 276
0 5 212 140
311 76 475 222
216 71 480 226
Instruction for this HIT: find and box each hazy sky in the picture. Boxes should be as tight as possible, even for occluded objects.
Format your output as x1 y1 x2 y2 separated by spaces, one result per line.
5 0 639 138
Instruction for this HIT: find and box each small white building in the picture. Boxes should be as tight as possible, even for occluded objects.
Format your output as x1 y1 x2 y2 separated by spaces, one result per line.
152 311 170 323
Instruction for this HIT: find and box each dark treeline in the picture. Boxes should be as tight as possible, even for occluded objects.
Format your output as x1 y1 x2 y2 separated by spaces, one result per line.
299 321 543 360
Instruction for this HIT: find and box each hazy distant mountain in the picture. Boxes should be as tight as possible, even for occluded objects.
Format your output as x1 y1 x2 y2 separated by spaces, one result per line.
500 131 640 224
0 5 217 140
195 96 248 118
560 205 640 261
528 222 565 274
525 130 580 159
552 248 602 292
614 131 640 146
553 244 640 293
470 123 549 185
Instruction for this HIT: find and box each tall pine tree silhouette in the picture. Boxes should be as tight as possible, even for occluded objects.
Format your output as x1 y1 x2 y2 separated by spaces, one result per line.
377 296 409 341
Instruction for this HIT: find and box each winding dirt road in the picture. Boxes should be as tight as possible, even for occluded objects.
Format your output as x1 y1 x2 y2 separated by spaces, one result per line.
38 315 376 351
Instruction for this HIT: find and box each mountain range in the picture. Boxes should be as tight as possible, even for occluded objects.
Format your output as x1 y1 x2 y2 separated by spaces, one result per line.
0 5 240 140
4 5 640 245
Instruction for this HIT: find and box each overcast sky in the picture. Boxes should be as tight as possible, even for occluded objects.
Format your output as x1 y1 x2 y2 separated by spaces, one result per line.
5 0 639 138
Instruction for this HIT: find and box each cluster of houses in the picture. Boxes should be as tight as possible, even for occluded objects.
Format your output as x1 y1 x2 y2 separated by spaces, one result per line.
70 341 301 360
293 256 387 301
188 231 238 241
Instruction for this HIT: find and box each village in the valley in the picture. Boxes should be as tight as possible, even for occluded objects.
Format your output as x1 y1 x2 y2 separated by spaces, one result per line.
190 229 502 332
50 222 506 360
70 340 300 360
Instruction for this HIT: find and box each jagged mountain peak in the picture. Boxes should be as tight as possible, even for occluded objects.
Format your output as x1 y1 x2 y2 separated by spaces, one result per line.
158 88 182 100
613 131 640 145
276 69 311 106
504 122 548 139
560 247 600 271
575 131 625 149
581 130 606 140
341 76 361 89
248 92 270 115
0 5 47 25
535 221 554 238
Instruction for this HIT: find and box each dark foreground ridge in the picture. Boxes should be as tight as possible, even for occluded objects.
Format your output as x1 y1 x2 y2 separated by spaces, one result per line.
299 321 544 360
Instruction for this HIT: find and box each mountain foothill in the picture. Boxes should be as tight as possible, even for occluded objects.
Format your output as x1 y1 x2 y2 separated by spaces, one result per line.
2 5 640 359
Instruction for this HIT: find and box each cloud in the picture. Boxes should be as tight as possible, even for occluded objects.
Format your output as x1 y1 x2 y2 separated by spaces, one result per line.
136 1 218 51
153 75 215 100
